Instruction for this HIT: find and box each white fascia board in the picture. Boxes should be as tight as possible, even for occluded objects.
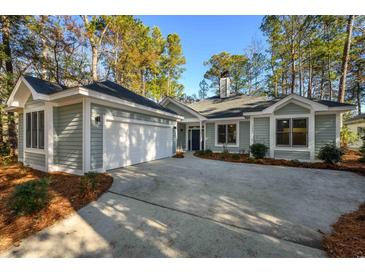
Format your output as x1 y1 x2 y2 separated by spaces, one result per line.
7 76 47 107
161 97 206 120
261 94 327 114
46 87 182 120
81 88 182 120
206 116 247 122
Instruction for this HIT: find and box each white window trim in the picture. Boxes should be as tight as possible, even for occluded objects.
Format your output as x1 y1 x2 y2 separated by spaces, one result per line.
275 117 309 149
214 121 240 147
24 108 46 154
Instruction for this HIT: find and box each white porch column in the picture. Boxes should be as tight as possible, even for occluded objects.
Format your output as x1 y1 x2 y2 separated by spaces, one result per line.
83 97 91 173
199 120 202 150
269 114 275 158
336 112 342 148
309 110 316 161
45 102 54 172
185 123 189 151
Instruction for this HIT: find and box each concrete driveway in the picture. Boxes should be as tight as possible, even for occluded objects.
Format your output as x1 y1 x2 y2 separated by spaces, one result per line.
2 154 365 257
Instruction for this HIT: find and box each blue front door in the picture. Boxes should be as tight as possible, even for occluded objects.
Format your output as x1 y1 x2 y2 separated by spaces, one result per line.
191 130 200 151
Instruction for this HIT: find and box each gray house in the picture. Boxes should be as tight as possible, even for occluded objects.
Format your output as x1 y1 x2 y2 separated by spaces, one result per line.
7 74 354 175
7 75 182 175
161 75 354 161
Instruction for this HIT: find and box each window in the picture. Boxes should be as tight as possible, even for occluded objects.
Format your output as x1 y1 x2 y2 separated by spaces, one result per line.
217 123 237 145
26 110 45 149
276 118 307 147
276 119 290 146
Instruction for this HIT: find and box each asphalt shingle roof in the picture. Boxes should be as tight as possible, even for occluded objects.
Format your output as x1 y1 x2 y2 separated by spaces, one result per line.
184 94 355 119
84 81 176 114
23 75 66 94
23 75 176 115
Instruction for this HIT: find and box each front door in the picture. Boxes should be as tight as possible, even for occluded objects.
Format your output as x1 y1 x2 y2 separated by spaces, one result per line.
191 130 200 151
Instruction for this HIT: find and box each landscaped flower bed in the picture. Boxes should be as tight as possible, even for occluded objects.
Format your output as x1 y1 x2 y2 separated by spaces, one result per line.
323 203 365 257
194 149 365 176
0 161 113 252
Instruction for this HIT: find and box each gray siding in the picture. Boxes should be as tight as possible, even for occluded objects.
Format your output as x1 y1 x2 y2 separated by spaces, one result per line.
25 152 45 167
274 150 310 161
18 113 24 162
177 123 186 150
274 102 310 115
90 103 174 170
315 114 336 157
204 121 250 153
53 103 83 170
253 117 270 147
164 102 197 119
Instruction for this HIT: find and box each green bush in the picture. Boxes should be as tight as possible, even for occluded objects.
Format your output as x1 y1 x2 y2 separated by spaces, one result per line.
231 154 240 160
318 144 343 164
250 143 268 159
204 149 213 156
82 172 99 192
9 178 50 215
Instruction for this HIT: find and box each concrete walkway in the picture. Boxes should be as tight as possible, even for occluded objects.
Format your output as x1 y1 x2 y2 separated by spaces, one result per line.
2 154 365 257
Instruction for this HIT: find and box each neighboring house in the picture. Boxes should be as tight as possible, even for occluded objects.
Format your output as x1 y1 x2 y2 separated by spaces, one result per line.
344 114 365 148
161 75 355 162
6 75 182 175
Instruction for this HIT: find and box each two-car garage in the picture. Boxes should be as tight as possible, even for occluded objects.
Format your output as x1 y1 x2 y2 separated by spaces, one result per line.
103 117 174 170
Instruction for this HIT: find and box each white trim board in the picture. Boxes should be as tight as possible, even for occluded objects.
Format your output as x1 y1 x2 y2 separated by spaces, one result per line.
160 97 206 120
214 121 240 148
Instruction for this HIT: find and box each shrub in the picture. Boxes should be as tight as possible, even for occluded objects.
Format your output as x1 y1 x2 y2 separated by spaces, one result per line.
318 144 343 164
82 172 99 192
250 143 268 159
9 178 50 215
231 154 240 160
204 149 213 156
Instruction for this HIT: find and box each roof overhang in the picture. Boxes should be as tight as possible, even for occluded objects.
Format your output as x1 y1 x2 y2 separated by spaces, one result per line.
241 94 355 116
6 77 182 120
6 76 48 108
160 97 206 120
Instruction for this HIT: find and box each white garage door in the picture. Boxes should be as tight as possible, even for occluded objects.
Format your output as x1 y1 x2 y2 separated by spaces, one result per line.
104 118 173 170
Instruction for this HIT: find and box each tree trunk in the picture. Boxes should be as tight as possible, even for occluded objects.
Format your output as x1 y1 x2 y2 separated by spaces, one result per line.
320 67 325 100
356 82 361 115
1 16 16 156
338 15 355 103
91 45 98 82
40 16 48 80
327 54 332 100
307 45 312 98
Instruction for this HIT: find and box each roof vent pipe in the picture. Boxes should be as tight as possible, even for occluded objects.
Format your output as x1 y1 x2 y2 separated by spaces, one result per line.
219 71 230 99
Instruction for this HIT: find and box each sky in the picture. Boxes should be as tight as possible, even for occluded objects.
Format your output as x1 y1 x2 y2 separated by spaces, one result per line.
137 16 266 97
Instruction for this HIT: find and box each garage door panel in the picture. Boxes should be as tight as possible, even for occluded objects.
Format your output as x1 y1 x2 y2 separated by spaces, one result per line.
104 120 172 170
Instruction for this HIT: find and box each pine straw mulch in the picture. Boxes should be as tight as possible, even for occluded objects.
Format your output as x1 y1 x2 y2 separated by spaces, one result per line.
0 162 113 252
323 203 365 257
194 149 365 177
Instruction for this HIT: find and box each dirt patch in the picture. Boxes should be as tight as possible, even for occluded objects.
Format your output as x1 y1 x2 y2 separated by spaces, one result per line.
323 203 365 257
0 162 113 252
194 150 365 177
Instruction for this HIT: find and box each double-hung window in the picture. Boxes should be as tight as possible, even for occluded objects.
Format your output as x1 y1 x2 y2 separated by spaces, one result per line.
217 123 237 146
276 118 307 147
26 110 45 149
